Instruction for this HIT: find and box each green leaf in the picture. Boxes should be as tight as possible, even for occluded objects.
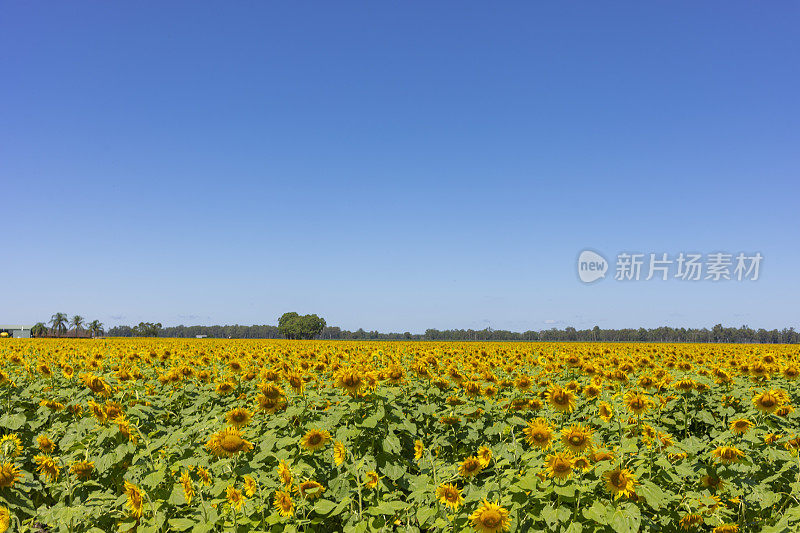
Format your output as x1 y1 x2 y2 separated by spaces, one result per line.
167 518 196 531
314 499 338 515
582 501 607 525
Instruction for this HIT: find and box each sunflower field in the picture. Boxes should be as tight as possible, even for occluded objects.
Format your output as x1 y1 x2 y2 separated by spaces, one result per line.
0 339 799 533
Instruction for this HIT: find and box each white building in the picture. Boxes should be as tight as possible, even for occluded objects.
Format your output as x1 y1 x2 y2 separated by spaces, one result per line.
0 325 33 338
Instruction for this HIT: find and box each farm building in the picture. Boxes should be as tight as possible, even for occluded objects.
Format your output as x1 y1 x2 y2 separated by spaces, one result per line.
0 325 33 338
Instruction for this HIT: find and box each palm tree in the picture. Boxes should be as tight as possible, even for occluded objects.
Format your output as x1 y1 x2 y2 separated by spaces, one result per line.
31 323 48 338
50 313 68 335
70 315 85 335
88 320 104 338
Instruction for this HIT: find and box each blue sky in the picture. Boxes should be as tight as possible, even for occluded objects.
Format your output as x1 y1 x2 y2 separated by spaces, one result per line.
1 2 798 332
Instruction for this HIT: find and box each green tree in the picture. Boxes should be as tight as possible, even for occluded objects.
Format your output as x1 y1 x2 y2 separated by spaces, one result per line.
31 323 48 337
71 315 85 333
132 322 162 337
88 320 104 338
277 312 326 339
50 312 68 335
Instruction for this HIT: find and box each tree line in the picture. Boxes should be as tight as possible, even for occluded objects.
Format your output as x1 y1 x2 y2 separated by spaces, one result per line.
30 313 105 338
104 321 800 343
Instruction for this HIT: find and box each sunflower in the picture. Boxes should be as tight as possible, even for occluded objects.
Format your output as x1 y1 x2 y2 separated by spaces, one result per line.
729 419 753 435
336 370 364 396
573 456 592 472
477 446 493 467
624 390 652 416
674 378 697 392
124 481 145 519
711 446 745 464
364 470 380 489
414 439 424 461
36 435 56 454
764 433 782 445
295 479 325 500
469 499 511 533
713 525 739 533
436 483 464 509
277 460 293 487
225 407 252 428
604 467 637 499
274 490 294 517
334 441 347 466
544 451 574 480
180 471 195 504
34 455 60 482
255 394 285 415
0 435 22 458
226 486 245 510
700 474 723 490
523 418 554 449
598 402 614 422
70 460 94 480
0 505 9 533
88 400 107 424
286 371 305 395
583 384 602 399
515 376 533 392
679 513 703 530
215 381 236 395
300 429 331 452
459 456 484 478
0 462 22 488
561 424 594 453
196 466 212 486
243 475 258 497
440 416 460 425
114 415 137 443
753 390 782 413
546 385 576 413
206 427 254 457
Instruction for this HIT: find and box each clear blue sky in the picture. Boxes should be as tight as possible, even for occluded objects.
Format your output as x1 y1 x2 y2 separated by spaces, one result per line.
2 2 798 332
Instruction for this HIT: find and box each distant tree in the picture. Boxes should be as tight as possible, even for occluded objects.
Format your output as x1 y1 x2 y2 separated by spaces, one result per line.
132 322 162 337
71 315 85 333
31 323 48 337
88 320 104 338
50 313 68 335
277 312 326 339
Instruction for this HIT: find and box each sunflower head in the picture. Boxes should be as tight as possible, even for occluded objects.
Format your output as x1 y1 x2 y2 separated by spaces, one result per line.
226 486 245 510
225 407 252 428
546 385 576 412
295 480 325 500
469 499 511 533
561 424 594 453
274 490 294 517
711 446 745 464
206 427 254 457
523 418 554 449
0 435 22 458
545 451 574 480
34 454 60 483
729 418 753 435
459 456 484 478
300 429 331 452
0 462 22 489
604 467 637 499
70 460 95 481
124 481 145 519
436 483 464 509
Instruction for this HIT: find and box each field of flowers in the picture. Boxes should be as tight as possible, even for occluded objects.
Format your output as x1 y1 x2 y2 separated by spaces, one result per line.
0 339 799 533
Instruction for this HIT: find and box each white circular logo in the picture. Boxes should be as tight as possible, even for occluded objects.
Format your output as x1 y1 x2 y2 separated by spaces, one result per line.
577 250 608 283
